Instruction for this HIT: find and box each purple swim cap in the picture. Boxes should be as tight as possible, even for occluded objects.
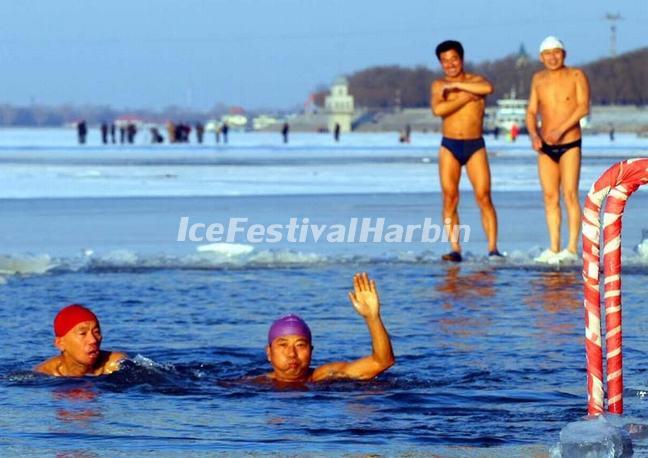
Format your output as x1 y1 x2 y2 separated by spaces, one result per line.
268 314 312 345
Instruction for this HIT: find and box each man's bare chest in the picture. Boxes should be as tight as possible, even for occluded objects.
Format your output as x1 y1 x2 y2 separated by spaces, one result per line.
538 80 577 105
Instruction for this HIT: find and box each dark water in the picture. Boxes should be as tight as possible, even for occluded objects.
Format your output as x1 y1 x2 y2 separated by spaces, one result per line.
3 261 648 456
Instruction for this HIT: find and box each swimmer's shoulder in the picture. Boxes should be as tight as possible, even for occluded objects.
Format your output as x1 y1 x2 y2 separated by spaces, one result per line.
108 350 128 362
247 373 274 384
253 370 316 384
100 351 128 374
34 356 62 375
259 372 274 381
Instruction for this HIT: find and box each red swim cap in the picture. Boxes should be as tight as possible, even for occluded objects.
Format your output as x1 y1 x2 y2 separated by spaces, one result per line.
54 304 99 337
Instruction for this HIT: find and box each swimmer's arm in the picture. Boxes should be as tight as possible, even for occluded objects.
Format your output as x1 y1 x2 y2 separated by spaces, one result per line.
431 81 478 118
526 74 542 151
312 273 394 382
312 316 394 381
551 69 590 141
312 318 395 382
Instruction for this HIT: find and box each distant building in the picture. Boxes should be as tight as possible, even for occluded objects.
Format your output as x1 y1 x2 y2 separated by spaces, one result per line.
515 43 530 68
252 114 279 131
325 76 354 133
221 113 248 130
222 106 249 130
494 89 528 133
303 93 318 115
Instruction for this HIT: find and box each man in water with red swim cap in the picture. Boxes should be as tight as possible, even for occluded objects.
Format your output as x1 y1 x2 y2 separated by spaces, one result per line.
35 304 127 376
265 272 394 383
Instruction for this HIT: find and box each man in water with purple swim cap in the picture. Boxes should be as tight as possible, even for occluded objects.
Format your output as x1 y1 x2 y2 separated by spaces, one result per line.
265 272 394 383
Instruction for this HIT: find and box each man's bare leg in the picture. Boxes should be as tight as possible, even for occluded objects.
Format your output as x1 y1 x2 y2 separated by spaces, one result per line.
537 153 561 253
439 147 462 253
465 148 498 252
559 148 582 253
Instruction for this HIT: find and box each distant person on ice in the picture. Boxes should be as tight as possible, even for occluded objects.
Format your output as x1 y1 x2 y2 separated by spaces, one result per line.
195 122 205 144
430 40 502 262
510 123 520 142
526 36 590 265
333 122 341 142
77 120 88 144
127 123 137 144
282 122 289 143
222 122 229 144
100 122 108 144
262 273 394 384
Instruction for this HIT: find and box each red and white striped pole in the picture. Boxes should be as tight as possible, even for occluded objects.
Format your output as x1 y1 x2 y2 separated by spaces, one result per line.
582 158 648 415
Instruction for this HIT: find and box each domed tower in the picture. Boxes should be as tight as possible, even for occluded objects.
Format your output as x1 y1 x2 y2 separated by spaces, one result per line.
325 76 355 133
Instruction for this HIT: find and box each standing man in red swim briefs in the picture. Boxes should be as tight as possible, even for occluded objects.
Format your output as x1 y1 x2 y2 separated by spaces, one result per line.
35 304 127 377
431 40 502 262
526 36 590 265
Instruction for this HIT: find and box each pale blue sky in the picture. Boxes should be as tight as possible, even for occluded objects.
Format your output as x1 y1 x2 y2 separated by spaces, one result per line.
0 0 645 110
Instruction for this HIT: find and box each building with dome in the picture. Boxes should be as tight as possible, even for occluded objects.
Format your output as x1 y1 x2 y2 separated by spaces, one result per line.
324 76 354 133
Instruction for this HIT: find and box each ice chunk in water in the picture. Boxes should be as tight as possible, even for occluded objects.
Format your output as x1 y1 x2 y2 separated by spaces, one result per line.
635 228 648 258
554 415 633 457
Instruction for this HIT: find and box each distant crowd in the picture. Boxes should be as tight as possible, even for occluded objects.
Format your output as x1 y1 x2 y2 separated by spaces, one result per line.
76 119 528 147
74 120 317 145
76 120 230 145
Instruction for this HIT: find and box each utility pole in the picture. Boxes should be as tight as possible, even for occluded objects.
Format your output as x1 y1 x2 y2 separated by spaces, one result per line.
604 13 623 57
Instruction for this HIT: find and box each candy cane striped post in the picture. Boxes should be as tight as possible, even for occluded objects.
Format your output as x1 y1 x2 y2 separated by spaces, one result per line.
582 158 648 415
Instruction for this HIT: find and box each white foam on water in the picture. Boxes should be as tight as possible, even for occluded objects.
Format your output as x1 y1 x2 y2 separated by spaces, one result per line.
131 354 176 372
4 233 648 285
248 249 328 266
197 243 255 256
0 254 57 275
96 249 138 266
4 246 648 284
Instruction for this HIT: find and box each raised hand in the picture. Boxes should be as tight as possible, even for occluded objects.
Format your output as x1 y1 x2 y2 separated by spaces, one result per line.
311 272 393 382
348 272 380 319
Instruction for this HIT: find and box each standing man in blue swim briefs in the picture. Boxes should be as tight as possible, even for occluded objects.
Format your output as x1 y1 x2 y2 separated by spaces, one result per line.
264 273 394 384
526 36 590 264
431 40 501 262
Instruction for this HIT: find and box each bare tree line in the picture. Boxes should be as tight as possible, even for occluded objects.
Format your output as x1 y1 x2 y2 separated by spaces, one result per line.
314 47 648 109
